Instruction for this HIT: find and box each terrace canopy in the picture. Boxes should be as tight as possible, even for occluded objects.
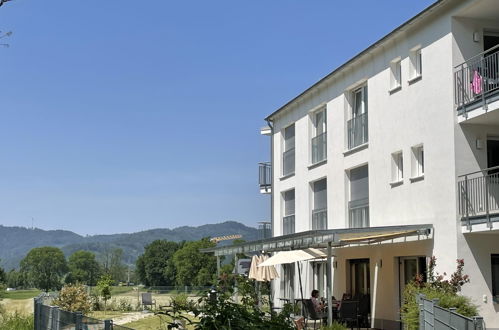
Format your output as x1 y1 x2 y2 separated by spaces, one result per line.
201 224 433 326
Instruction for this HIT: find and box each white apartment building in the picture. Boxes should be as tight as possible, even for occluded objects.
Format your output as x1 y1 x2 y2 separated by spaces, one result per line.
206 0 499 328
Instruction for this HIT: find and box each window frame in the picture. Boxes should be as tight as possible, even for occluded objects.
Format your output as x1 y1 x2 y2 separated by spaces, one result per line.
409 46 422 82
410 144 425 181
391 151 404 185
390 58 402 92
310 107 327 165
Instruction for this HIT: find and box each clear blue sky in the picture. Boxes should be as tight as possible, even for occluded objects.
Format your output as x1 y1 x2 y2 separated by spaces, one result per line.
0 0 436 235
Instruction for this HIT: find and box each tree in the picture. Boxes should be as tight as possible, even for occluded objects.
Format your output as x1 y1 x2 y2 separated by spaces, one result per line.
6 269 27 289
100 247 127 284
67 250 101 286
20 246 68 292
0 261 5 284
172 238 217 286
53 283 92 313
96 274 112 310
136 240 181 286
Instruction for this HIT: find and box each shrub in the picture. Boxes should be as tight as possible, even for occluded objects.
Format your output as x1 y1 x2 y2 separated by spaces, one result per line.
320 321 348 330
0 311 34 330
53 283 92 313
401 258 478 330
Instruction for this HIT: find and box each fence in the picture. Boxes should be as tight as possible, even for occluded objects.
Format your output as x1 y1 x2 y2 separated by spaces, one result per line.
417 294 484 330
34 293 134 330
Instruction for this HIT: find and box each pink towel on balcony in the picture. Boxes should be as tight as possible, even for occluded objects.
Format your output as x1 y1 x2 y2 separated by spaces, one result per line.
472 70 482 94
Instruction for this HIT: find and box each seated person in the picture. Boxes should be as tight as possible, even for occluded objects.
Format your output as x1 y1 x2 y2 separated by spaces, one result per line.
311 289 325 313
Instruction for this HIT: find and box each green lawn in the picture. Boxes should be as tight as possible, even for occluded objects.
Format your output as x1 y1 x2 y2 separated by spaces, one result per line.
1 290 41 300
123 314 196 330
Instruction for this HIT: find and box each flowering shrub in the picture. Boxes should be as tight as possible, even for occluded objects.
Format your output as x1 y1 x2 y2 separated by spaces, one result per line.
53 283 92 313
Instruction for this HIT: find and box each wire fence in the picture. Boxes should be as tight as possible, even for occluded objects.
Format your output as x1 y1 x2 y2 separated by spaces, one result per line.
34 293 134 330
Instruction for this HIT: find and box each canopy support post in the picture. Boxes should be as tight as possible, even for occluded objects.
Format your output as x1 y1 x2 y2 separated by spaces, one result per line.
326 242 333 326
297 261 305 316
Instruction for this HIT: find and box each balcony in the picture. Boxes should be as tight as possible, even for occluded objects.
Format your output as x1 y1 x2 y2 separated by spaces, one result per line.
258 221 272 239
258 162 272 194
282 147 295 177
347 113 368 150
312 208 327 230
282 215 295 235
311 132 327 164
458 166 499 230
349 198 369 228
454 45 499 121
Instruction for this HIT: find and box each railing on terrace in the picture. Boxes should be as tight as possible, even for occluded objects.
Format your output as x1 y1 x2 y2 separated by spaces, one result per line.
312 208 327 230
458 165 499 227
282 147 295 176
347 113 368 150
258 162 272 191
282 214 295 235
454 44 499 113
349 198 369 228
311 132 327 164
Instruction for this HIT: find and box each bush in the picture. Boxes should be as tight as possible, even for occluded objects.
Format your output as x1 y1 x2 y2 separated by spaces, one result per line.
53 283 92 313
320 321 348 330
401 258 478 330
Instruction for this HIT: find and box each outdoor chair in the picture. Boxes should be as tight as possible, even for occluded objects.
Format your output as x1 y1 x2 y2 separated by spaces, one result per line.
141 292 157 310
303 299 326 330
339 300 360 330
357 294 370 327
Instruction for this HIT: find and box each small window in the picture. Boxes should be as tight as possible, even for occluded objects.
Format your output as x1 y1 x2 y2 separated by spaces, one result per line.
390 59 402 91
391 151 404 183
411 145 424 179
492 254 499 303
282 124 295 176
311 108 327 164
409 47 422 81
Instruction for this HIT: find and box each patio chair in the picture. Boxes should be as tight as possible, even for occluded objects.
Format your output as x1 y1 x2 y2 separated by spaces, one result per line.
303 299 326 330
339 300 360 330
357 294 370 327
141 292 157 310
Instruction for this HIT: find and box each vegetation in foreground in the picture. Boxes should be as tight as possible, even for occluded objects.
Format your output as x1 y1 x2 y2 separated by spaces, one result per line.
401 257 478 330
0 306 33 330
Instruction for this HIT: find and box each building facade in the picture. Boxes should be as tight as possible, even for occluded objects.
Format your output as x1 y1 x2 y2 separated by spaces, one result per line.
260 0 499 328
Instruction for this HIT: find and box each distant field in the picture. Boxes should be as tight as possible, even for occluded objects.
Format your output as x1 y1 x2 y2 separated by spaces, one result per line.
2 289 41 300
0 298 33 315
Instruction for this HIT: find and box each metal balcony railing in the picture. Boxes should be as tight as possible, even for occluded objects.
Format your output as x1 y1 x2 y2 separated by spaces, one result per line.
458 166 499 227
348 198 369 228
454 44 499 113
282 147 295 176
282 215 295 235
258 162 272 191
311 132 327 164
347 113 368 150
312 208 327 230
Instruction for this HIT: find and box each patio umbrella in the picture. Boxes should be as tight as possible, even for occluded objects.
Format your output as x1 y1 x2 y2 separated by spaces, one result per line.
249 255 279 282
258 248 327 267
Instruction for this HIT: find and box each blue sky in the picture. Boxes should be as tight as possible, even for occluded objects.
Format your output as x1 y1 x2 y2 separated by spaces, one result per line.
0 0 436 235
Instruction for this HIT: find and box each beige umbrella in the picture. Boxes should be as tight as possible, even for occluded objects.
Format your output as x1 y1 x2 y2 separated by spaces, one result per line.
249 255 279 282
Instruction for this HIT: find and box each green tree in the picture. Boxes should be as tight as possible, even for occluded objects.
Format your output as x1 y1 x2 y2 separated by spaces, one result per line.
96 274 113 310
136 240 180 286
172 238 217 286
6 269 26 289
100 248 127 283
0 261 5 284
20 246 68 292
66 250 101 286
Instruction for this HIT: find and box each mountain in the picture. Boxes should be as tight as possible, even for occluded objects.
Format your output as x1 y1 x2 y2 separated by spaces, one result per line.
0 221 258 271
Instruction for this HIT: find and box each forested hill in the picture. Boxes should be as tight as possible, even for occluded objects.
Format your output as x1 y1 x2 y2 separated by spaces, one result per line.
0 221 258 271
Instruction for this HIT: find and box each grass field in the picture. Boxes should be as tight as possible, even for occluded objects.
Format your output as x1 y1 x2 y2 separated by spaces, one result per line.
123 313 197 330
1 289 41 300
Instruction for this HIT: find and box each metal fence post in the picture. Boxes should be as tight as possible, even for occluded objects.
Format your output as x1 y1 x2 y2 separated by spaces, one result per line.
104 319 113 330
473 316 484 330
33 297 39 330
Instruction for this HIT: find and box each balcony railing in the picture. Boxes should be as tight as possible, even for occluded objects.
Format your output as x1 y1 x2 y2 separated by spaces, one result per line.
282 147 295 176
349 198 369 228
454 44 499 113
458 166 499 226
259 162 272 192
283 215 295 235
311 132 327 164
312 208 327 230
347 113 368 150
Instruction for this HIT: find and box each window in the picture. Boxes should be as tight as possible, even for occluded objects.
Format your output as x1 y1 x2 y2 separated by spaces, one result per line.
283 189 295 235
347 85 368 149
348 259 370 296
390 58 402 91
281 264 295 300
349 165 369 228
492 254 499 303
391 151 404 183
313 262 327 298
411 145 424 179
409 47 422 81
282 124 295 176
311 109 327 164
312 179 327 230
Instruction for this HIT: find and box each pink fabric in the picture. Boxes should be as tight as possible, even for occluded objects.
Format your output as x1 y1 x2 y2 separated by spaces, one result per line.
472 70 482 94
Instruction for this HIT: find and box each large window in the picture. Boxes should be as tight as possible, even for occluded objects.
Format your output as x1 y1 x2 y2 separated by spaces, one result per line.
283 189 295 235
349 165 369 228
313 262 327 298
312 179 327 230
347 85 368 149
493 254 499 303
282 124 295 176
281 264 295 300
311 109 327 164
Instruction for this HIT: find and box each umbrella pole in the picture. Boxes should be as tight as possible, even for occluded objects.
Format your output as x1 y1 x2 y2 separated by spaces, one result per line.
297 261 305 317
326 242 333 326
